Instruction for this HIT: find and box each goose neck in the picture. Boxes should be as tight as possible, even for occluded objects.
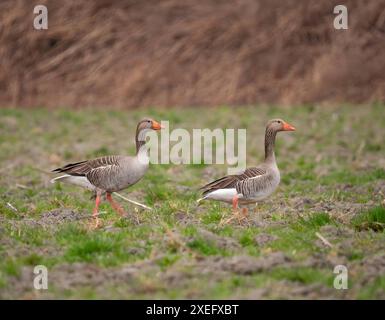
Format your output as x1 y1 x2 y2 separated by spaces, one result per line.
135 128 150 158
264 127 277 162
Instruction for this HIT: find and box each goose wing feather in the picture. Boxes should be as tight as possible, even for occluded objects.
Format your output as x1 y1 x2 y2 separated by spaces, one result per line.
200 167 266 196
52 156 123 176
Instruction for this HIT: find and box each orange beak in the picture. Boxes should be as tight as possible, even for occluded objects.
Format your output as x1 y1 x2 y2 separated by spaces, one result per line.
151 120 164 130
282 121 296 131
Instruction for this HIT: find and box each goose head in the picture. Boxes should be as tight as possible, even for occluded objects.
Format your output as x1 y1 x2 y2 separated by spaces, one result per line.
137 118 164 132
135 118 164 159
267 119 296 132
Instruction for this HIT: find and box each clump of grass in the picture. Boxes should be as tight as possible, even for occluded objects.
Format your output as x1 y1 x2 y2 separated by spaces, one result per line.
299 212 332 229
22 253 44 266
201 210 223 225
144 183 173 204
0 202 19 219
65 236 119 263
358 275 385 299
156 254 180 270
239 232 254 247
187 238 224 256
8 225 47 246
238 230 261 256
270 267 331 285
2 259 20 277
352 206 385 232
56 225 134 266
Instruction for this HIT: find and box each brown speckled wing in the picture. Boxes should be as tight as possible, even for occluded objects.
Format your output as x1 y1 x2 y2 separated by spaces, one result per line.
200 167 266 196
52 156 122 176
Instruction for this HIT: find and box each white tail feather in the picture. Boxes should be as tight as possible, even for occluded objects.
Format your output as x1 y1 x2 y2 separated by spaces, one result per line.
50 174 69 183
199 188 238 203
50 174 94 190
196 196 207 205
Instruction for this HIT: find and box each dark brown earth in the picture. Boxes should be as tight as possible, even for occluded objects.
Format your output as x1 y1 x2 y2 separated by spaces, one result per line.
1 0 385 108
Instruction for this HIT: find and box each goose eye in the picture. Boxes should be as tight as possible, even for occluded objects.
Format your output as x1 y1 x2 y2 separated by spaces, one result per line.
277 120 281 124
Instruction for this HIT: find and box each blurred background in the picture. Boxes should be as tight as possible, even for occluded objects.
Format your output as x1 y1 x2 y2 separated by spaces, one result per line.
1 0 384 109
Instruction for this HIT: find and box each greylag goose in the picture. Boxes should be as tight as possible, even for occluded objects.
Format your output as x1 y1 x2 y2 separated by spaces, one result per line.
198 119 295 221
51 118 163 226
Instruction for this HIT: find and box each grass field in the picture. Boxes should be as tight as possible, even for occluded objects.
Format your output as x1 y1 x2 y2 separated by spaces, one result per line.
0 105 384 299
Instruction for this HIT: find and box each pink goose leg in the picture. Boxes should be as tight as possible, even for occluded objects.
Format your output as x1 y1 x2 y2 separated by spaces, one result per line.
232 195 239 212
106 193 126 216
231 195 247 224
222 195 240 225
106 193 140 224
241 207 249 217
92 192 102 228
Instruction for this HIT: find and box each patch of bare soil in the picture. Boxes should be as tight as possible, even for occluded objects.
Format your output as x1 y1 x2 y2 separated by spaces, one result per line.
0 251 292 298
311 224 385 260
174 210 200 226
39 209 86 225
158 252 294 294
3 209 88 234
239 281 342 299
319 225 354 239
354 253 385 285
186 228 241 251
210 252 291 275
253 233 278 246
302 252 348 270
0 257 163 299
290 195 375 223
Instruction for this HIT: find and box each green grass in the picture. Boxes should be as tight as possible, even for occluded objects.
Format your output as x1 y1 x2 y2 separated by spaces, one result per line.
352 206 385 231
299 212 333 229
358 275 385 299
270 267 331 285
0 105 385 299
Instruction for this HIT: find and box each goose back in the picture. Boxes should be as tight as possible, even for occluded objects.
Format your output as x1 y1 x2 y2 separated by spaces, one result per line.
53 155 149 192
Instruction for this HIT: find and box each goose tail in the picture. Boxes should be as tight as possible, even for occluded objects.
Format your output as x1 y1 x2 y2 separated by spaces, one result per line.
196 196 207 206
50 174 70 184
50 174 94 190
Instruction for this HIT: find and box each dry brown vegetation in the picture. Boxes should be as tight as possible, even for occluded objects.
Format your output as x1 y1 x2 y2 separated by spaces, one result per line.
0 0 385 108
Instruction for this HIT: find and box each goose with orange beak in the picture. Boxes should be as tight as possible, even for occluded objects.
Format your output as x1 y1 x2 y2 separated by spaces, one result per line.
51 118 163 226
198 119 296 222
